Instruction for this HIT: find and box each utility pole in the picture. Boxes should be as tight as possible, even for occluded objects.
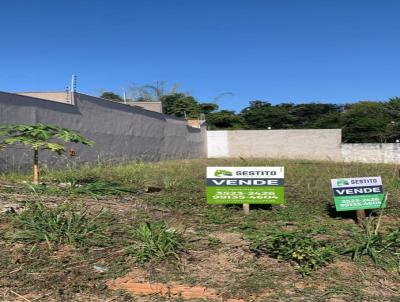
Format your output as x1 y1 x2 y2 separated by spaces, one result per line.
70 75 77 105
123 88 127 104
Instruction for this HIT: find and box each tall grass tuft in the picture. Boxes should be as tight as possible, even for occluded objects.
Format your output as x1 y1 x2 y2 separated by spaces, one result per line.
12 202 112 249
345 214 400 270
127 222 185 264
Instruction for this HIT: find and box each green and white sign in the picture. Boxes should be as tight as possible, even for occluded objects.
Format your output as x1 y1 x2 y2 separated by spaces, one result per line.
331 177 386 211
206 167 285 204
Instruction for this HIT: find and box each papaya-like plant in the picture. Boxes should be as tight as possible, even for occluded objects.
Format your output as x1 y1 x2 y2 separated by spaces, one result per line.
0 123 94 184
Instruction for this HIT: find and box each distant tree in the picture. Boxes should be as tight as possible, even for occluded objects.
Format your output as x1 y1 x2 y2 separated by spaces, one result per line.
307 111 342 129
239 100 344 130
207 110 244 129
100 92 124 102
289 103 342 128
200 103 219 114
0 124 93 184
341 101 390 143
240 101 295 129
161 93 201 118
129 81 224 120
384 97 400 141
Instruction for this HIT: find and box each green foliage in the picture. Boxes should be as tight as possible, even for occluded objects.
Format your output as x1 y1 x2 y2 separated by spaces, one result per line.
240 101 294 129
341 102 390 143
240 101 342 130
0 123 93 153
161 175 182 191
199 103 219 114
11 202 112 249
249 229 337 275
345 216 400 270
161 93 202 118
130 81 221 119
206 110 244 129
100 91 124 102
238 98 400 142
127 222 185 264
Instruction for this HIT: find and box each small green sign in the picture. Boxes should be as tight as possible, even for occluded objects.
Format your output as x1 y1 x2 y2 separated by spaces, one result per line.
331 177 385 211
206 167 285 204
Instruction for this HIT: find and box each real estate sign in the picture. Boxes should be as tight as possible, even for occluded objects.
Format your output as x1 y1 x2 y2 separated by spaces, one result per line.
331 177 386 211
206 167 284 204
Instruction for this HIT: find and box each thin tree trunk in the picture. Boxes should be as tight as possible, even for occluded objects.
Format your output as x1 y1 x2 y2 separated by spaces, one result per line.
33 148 40 184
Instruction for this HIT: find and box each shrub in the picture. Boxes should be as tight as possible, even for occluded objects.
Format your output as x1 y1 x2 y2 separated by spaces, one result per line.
12 202 112 249
249 229 337 275
127 222 185 264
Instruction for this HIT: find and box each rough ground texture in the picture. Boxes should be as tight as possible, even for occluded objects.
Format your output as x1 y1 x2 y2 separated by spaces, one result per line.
0 159 399 301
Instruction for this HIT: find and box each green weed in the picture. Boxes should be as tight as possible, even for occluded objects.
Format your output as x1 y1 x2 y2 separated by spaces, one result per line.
11 202 113 249
127 222 185 264
161 175 182 191
345 216 400 271
249 228 337 275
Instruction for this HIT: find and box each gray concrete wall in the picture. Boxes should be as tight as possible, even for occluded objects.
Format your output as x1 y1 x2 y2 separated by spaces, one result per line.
0 92 206 171
207 129 342 161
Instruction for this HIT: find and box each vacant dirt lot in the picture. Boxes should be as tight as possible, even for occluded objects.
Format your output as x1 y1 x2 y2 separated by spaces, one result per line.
0 159 399 301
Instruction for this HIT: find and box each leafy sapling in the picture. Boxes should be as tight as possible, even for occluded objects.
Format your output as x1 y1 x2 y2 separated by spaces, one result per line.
0 123 93 184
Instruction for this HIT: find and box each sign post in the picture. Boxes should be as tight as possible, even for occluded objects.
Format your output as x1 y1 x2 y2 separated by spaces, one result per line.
243 203 250 214
356 209 366 221
206 167 285 214
331 176 386 222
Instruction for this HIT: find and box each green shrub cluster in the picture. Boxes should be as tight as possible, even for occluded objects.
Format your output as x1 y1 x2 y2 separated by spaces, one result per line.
249 229 337 275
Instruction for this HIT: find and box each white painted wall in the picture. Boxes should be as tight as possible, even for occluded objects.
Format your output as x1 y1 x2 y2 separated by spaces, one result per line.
207 130 400 164
207 131 229 157
207 129 342 161
342 144 400 164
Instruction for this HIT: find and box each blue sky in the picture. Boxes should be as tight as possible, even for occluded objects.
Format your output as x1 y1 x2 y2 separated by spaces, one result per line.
1 0 399 111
